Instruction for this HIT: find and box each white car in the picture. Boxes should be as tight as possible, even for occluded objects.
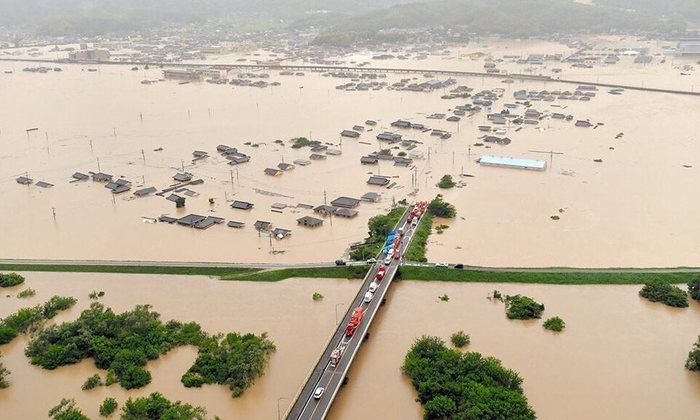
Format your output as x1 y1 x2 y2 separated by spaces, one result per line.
366 258 377 264
369 281 379 293
435 262 449 268
384 255 393 265
313 386 325 399
364 291 374 303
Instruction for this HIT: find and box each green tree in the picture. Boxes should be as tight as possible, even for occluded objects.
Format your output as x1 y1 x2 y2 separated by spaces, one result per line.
48 398 89 420
543 316 565 332
0 326 18 345
437 174 456 189
639 280 688 308
450 331 470 348
121 393 208 420
0 272 25 287
0 354 9 389
505 295 545 320
402 336 535 419
99 397 118 417
427 195 456 218
686 336 700 372
81 373 103 390
688 277 700 302
424 395 457 419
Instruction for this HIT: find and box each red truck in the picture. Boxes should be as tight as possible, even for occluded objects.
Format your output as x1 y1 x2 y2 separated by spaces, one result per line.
344 307 365 337
376 265 387 280
330 345 346 368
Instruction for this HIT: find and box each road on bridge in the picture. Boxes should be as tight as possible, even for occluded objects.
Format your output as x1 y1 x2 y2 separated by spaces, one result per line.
286 204 425 420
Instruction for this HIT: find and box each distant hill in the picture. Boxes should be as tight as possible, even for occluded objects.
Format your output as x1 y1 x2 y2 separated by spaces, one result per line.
307 0 687 45
594 0 700 24
0 0 416 35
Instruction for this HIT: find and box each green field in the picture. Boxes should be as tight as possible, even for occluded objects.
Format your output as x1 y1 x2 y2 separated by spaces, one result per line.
1 263 697 285
0 264 258 277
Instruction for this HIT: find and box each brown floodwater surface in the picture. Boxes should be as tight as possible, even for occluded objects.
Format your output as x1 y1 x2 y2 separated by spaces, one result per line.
329 281 700 420
0 272 360 419
0 48 699 267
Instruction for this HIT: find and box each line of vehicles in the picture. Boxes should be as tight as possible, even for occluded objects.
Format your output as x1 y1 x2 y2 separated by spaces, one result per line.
313 202 429 401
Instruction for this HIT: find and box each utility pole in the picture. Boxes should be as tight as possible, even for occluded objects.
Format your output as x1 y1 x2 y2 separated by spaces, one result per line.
230 170 235 193
97 157 101 171
51 207 56 221
141 149 145 163
236 167 239 183
181 160 184 171
323 190 327 205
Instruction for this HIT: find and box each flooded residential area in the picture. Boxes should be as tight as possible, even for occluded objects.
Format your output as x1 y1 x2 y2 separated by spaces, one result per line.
1 1 700 419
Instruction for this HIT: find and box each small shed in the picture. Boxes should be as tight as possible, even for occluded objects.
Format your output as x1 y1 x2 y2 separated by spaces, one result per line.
367 176 390 186
264 168 283 176
278 162 295 171
361 156 378 165
16 176 33 185
72 172 90 181
134 186 157 197
254 220 272 231
227 220 245 228
36 181 54 188
361 192 381 202
91 172 113 182
314 205 337 216
173 172 193 182
271 228 292 239
231 200 254 210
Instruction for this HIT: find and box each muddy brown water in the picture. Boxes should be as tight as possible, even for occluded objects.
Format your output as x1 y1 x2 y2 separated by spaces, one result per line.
0 43 699 267
330 281 700 420
2 274 700 419
0 272 360 419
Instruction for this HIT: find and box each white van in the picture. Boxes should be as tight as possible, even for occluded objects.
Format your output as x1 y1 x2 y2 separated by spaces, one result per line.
369 281 379 293
384 255 393 265
364 291 374 303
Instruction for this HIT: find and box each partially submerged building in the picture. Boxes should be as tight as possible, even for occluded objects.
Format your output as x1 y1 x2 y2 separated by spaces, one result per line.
478 155 547 171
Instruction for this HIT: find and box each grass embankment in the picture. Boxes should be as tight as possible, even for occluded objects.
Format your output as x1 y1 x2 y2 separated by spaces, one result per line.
0 264 258 277
404 213 433 262
223 265 368 281
399 266 696 285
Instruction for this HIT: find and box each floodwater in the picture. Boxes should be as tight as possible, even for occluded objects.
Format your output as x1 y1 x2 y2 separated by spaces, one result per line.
0 272 361 419
0 37 699 267
330 281 700 420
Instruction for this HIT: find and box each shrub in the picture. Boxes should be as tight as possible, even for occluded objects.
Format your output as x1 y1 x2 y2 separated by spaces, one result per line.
402 336 535 420
181 332 276 398
99 398 118 417
17 288 36 298
0 355 9 389
42 296 78 318
121 393 208 420
639 280 688 308
48 398 89 420
82 373 103 390
428 195 456 218
688 277 700 302
290 137 311 149
505 295 545 319
0 326 18 345
404 212 433 262
312 292 324 301
437 174 456 189
686 336 700 372
439 294 450 302
543 316 565 332
450 331 470 348
0 273 25 288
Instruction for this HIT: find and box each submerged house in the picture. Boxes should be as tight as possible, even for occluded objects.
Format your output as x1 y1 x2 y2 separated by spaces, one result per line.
254 220 272 231
341 130 360 138
297 216 323 227
264 168 283 176
367 175 390 186
90 172 113 182
173 172 193 182
231 200 254 210
331 196 360 208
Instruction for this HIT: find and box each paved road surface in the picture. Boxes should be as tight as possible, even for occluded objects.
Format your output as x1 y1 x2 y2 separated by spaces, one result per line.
286 208 420 420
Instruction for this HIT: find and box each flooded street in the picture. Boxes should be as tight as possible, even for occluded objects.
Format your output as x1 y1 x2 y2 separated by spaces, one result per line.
0 272 360 419
0 52 699 267
330 280 700 420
